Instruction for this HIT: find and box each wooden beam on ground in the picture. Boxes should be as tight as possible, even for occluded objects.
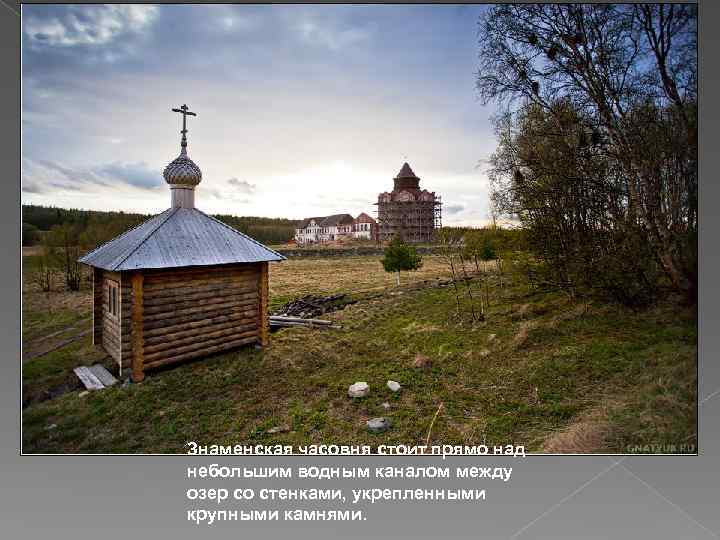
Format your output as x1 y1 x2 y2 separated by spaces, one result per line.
269 316 332 325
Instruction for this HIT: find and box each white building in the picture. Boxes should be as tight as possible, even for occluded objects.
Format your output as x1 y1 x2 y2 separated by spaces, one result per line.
295 213 377 245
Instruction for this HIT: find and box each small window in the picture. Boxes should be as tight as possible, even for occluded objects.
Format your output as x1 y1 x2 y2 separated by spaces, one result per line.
107 280 119 319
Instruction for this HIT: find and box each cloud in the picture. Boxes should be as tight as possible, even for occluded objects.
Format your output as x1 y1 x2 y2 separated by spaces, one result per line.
204 187 251 204
96 162 162 189
24 5 158 48
227 177 256 194
444 203 465 215
294 13 370 51
22 158 162 194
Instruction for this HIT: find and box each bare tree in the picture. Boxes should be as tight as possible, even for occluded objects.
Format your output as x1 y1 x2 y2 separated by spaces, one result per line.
477 4 697 303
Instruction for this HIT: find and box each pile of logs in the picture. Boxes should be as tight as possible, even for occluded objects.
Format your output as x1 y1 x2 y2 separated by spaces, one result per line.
271 293 353 318
269 293 354 329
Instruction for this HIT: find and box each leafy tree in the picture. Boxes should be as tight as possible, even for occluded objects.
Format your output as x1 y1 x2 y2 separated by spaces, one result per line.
381 235 422 285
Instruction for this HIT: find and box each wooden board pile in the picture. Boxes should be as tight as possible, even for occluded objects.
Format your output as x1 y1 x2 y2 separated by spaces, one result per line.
269 293 353 329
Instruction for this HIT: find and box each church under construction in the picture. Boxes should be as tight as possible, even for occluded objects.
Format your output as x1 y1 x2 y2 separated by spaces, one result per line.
375 163 442 243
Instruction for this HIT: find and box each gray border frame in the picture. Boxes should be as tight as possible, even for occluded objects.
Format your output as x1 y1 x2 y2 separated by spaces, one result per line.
5 2 718 538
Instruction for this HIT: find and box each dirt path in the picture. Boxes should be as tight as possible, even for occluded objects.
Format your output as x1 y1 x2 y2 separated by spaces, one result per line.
23 324 92 363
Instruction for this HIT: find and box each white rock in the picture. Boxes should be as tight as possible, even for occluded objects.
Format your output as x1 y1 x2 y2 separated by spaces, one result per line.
367 417 391 433
45 424 57 430
382 402 391 410
78 391 89 398
348 382 369 398
387 380 401 392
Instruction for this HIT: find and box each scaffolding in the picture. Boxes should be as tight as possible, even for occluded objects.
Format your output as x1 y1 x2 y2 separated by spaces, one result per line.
374 196 442 244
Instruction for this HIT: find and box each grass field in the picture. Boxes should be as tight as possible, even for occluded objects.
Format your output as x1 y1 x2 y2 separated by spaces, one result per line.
21 253 697 454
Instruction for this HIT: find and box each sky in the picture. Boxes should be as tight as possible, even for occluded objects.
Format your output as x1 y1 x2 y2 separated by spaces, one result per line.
21 4 499 225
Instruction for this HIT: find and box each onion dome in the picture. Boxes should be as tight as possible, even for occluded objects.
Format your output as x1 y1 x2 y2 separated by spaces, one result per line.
163 145 202 187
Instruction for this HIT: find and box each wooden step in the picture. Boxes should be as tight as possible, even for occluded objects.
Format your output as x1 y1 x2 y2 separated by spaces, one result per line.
89 364 118 387
73 366 104 391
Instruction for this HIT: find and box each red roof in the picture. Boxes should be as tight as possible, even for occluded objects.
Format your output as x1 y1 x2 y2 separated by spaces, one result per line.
395 162 418 179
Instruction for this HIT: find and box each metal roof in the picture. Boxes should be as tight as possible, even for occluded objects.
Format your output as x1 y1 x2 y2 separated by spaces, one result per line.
320 214 354 227
79 207 285 271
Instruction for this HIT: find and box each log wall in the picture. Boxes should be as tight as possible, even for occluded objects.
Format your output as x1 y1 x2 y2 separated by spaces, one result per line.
128 264 263 375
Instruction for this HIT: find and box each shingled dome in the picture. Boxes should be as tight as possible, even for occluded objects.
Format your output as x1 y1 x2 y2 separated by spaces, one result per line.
163 146 202 186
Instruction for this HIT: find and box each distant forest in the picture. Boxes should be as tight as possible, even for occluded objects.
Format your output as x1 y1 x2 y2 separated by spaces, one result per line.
22 205 298 248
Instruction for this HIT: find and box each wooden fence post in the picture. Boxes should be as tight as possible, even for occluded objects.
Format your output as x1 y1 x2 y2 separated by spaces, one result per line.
131 272 145 382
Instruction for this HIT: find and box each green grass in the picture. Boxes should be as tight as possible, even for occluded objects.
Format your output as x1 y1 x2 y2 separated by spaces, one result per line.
21 268 697 454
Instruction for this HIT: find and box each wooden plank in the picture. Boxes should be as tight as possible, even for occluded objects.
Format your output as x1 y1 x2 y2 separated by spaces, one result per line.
131 272 145 382
258 262 269 347
142 336 258 370
89 364 118 387
73 366 105 390
269 316 332 325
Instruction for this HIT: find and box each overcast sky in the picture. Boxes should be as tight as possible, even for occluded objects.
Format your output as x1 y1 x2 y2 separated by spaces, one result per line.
22 4 498 225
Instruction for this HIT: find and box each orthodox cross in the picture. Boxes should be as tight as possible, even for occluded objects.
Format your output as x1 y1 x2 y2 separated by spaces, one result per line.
172 104 197 148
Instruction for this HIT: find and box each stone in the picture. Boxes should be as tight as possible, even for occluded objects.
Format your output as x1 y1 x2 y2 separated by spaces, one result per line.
348 382 370 398
382 402 391 410
367 417 391 433
487 333 497 343
267 424 290 434
479 349 491 357
45 424 57 430
387 380 401 392
413 353 433 369
78 391 89 398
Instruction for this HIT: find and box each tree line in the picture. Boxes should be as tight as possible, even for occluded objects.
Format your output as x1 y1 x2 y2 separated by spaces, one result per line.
477 4 697 305
23 205 299 292
22 205 299 248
